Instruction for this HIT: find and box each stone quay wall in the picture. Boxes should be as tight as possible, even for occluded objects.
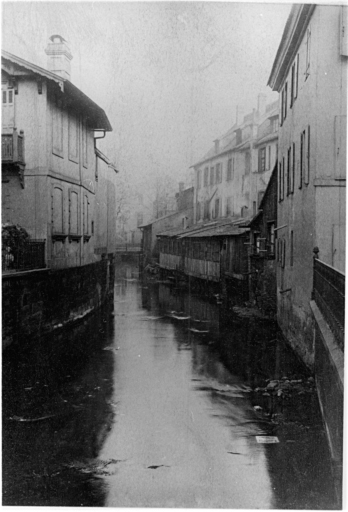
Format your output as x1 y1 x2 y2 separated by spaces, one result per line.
2 257 115 349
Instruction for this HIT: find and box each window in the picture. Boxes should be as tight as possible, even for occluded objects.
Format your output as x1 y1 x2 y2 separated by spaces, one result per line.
214 198 220 219
2 83 15 130
83 195 90 235
197 169 202 189
268 223 275 255
196 202 201 222
210 166 215 185
287 146 291 195
268 146 271 170
52 186 64 234
290 230 294 266
226 196 233 216
300 131 304 189
295 54 299 99
69 190 79 235
290 55 299 107
281 238 286 268
216 163 222 183
278 161 283 201
305 125 310 185
305 27 311 79
204 200 209 220
68 112 79 163
277 238 281 262
282 156 285 200
227 158 232 180
281 83 288 123
290 62 295 108
259 147 266 172
291 142 295 193
82 117 88 168
272 117 279 133
204 167 209 187
52 93 63 158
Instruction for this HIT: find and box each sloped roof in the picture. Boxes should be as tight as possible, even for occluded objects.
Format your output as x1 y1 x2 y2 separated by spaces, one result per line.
1 50 112 131
158 216 251 239
268 4 315 91
191 100 279 168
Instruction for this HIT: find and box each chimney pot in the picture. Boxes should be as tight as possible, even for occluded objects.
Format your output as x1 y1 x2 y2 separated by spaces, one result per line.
45 35 73 80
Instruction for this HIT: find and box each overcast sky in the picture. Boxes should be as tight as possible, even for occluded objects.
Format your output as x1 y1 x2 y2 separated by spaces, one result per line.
2 1 291 199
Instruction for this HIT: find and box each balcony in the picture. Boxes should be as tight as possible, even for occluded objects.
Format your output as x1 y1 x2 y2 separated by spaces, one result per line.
2 239 46 274
2 128 25 165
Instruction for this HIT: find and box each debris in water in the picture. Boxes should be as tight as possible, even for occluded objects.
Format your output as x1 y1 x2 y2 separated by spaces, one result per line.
256 436 279 444
171 314 191 320
8 414 58 422
142 316 164 320
189 328 209 333
227 452 242 455
253 405 263 411
147 465 170 469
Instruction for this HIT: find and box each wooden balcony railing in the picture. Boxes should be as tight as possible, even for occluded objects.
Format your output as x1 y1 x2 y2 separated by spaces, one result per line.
2 128 25 165
313 257 345 350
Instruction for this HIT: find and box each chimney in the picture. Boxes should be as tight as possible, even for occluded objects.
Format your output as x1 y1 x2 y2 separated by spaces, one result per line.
236 106 244 126
257 93 267 116
45 35 73 80
214 139 220 154
179 181 185 193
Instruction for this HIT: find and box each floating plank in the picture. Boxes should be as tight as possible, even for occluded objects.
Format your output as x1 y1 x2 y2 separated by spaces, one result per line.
256 436 279 444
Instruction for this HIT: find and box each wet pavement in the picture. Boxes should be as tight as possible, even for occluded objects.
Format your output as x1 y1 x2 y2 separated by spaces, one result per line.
2 262 338 508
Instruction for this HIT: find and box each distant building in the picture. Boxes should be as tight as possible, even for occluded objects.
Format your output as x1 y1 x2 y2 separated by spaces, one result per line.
248 163 278 317
268 4 346 366
140 184 194 266
192 95 278 224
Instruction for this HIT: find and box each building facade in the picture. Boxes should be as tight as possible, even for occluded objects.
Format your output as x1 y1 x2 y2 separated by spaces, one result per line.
2 37 114 270
2 37 118 347
192 96 278 225
268 4 347 365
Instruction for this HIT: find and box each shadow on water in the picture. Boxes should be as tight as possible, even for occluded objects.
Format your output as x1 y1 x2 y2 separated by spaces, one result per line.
141 275 338 509
2 306 115 507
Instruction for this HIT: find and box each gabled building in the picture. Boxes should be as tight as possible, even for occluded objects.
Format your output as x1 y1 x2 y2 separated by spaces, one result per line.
192 95 278 225
268 4 347 366
2 37 118 346
2 36 113 270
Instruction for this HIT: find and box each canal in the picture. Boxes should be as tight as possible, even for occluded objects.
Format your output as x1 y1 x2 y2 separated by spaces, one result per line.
3 262 338 508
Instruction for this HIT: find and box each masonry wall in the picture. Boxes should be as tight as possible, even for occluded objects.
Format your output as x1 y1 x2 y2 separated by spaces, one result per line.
2 258 114 349
276 6 347 367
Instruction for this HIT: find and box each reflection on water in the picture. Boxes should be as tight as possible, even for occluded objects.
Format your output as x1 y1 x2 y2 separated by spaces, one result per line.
2 262 338 508
2 308 115 506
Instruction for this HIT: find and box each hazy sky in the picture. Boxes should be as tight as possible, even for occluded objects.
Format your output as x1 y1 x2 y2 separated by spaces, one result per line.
2 1 291 199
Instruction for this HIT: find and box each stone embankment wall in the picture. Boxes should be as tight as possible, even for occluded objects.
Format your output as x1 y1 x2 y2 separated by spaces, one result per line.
2 257 115 349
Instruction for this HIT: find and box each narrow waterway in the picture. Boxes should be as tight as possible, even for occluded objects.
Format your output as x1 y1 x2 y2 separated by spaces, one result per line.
3 262 337 508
